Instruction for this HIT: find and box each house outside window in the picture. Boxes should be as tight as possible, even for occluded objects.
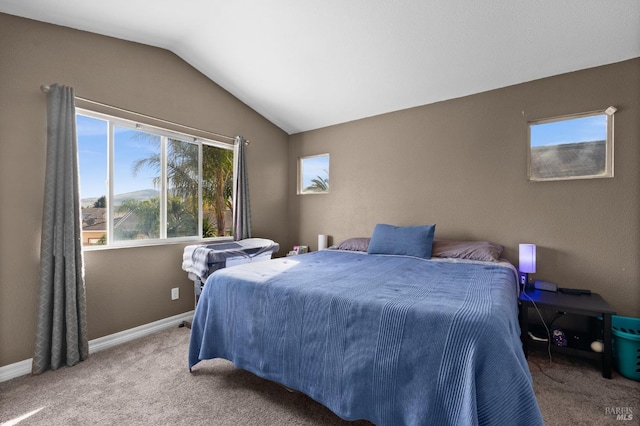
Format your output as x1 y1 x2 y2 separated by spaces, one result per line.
77 109 234 248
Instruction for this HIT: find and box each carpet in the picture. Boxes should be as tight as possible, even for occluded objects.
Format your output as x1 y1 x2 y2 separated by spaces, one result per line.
0 326 638 425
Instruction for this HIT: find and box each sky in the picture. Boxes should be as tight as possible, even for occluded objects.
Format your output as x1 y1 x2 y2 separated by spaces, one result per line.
77 114 163 199
530 114 607 147
300 154 329 189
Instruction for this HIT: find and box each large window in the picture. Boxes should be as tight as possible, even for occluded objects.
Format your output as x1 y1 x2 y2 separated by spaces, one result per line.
77 109 234 247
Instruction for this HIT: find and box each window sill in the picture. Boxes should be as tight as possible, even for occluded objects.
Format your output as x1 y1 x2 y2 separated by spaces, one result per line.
82 236 233 252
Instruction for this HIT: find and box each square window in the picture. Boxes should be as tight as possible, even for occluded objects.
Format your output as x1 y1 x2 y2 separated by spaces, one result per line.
298 154 329 194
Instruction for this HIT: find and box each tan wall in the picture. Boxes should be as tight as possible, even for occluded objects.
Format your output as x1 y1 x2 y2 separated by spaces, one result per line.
0 14 290 367
289 58 640 318
2 11 638 370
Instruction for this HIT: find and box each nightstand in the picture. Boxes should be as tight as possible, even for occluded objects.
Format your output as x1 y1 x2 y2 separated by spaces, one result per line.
518 288 616 379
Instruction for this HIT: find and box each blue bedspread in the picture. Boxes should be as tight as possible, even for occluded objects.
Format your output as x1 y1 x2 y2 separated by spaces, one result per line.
189 250 543 425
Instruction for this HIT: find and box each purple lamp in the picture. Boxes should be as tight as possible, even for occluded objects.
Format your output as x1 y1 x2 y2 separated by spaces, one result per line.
518 244 536 286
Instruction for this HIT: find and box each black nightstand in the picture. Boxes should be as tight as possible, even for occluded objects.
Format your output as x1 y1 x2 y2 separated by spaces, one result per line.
519 288 616 379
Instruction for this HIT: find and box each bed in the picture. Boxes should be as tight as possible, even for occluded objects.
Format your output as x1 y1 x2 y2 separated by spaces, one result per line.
188 230 543 425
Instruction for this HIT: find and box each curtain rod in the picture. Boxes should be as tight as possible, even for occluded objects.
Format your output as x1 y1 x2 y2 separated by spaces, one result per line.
40 85 248 144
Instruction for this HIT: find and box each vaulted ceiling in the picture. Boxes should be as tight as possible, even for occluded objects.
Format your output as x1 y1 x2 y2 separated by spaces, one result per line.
2 1 639 134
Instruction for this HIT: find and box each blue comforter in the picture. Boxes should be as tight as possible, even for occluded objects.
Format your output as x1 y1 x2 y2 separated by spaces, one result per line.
189 250 543 425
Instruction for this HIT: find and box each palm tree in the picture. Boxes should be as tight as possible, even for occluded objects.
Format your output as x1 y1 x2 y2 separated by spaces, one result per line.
304 170 329 192
131 137 234 237
202 145 233 236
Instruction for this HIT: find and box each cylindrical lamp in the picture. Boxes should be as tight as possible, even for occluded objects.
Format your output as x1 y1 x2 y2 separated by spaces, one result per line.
318 234 328 251
518 244 536 286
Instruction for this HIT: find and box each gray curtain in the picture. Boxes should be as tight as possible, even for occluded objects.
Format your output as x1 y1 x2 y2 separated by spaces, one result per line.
33 84 89 374
232 136 251 240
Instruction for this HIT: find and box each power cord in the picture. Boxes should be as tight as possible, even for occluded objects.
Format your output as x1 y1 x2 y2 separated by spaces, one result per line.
521 286 558 364
547 311 565 329
520 286 568 384
529 357 566 384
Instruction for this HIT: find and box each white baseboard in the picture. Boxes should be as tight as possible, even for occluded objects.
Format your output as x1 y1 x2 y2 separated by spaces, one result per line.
88 310 194 353
0 310 194 383
0 359 33 383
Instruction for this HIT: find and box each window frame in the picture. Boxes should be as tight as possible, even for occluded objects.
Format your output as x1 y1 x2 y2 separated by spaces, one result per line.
77 108 235 249
297 153 330 195
527 107 616 182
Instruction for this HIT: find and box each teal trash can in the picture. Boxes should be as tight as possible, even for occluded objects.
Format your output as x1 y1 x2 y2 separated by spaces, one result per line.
612 315 640 381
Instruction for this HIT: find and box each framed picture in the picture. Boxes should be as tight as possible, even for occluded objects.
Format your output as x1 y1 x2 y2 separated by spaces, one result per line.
528 107 616 181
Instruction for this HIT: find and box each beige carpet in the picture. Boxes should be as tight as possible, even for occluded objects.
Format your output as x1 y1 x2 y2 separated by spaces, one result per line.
527 347 639 425
0 326 638 425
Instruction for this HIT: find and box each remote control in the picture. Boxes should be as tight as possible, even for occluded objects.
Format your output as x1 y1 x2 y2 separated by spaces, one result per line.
559 288 591 295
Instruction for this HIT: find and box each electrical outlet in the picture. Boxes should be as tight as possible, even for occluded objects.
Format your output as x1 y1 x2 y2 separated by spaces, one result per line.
171 287 179 300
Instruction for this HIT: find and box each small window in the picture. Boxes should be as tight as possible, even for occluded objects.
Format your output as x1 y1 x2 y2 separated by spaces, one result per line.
298 154 330 194
528 107 616 181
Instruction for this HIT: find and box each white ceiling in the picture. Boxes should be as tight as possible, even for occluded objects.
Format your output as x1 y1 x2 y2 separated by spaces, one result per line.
2 1 639 134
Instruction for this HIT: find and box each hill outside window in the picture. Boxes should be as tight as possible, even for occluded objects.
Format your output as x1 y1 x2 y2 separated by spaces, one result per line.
77 109 234 248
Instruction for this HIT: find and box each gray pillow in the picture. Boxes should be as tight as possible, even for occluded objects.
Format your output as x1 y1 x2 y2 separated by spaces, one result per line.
432 239 503 262
330 237 370 252
331 236 503 262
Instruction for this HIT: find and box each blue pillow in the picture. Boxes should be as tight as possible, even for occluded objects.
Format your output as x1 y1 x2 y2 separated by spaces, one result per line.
367 224 436 258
